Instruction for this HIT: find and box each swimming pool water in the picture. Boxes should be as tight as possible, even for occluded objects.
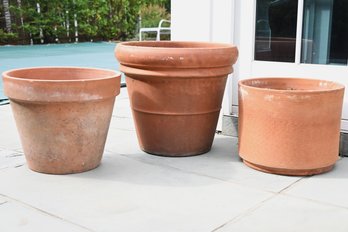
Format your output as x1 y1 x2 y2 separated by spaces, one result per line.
0 42 122 99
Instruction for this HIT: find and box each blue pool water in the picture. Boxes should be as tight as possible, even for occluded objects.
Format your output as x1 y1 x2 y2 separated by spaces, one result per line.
0 42 122 99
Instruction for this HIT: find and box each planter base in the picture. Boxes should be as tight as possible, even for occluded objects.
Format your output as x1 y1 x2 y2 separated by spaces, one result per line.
243 159 334 176
29 163 101 175
141 148 211 158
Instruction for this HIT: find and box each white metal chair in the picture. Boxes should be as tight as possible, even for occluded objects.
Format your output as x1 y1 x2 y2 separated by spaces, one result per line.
139 19 171 41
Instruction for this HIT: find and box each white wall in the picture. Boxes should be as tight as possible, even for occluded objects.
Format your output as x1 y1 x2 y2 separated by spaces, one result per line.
171 0 236 130
171 0 211 41
172 0 234 43
172 0 348 131
233 0 348 131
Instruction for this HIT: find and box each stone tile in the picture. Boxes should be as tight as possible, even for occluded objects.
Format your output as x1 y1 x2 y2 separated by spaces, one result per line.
0 200 90 232
109 115 135 131
0 149 25 170
0 153 272 232
121 135 301 193
216 194 348 232
105 128 141 155
117 87 129 100
285 158 348 208
0 105 22 150
113 94 133 119
2 85 346 231
112 102 133 119
222 114 238 137
0 196 7 204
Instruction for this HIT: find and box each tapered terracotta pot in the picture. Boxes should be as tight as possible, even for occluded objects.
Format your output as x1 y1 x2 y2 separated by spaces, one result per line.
3 67 121 174
239 78 345 176
115 41 238 156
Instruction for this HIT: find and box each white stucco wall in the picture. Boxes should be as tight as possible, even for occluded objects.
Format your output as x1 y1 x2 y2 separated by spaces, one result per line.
171 0 237 130
172 0 235 42
171 0 348 131
171 0 212 41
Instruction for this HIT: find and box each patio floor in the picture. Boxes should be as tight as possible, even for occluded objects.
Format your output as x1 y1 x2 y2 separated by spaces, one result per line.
1 87 348 231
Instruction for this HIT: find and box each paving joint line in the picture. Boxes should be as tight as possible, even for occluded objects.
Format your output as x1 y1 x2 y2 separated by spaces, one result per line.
211 177 309 231
0 201 8 206
108 127 135 132
213 176 348 231
211 194 276 232
118 153 277 195
280 191 348 211
111 115 132 119
278 177 306 193
0 193 96 232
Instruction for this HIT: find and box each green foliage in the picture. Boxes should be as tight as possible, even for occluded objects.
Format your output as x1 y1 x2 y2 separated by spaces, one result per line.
0 29 17 44
140 4 170 28
0 0 170 44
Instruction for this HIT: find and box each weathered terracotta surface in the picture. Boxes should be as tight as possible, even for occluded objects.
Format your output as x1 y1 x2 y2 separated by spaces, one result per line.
239 78 345 176
3 67 121 174
115 41 238 156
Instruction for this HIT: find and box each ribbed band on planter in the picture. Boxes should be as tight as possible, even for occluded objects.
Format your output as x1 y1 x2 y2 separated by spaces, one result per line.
115 41 238 157
3 67 121 174
238 78 345 176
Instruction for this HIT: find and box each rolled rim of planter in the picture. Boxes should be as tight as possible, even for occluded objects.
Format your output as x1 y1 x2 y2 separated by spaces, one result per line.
239 77 345 93
3 66 121 102
115 41 238 77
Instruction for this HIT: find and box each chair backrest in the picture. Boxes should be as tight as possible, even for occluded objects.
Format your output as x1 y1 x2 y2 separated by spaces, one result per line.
159 19 171 28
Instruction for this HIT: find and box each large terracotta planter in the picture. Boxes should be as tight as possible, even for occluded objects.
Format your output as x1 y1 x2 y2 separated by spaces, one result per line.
115 41 238 156
3 67 121 174
239 78 345 176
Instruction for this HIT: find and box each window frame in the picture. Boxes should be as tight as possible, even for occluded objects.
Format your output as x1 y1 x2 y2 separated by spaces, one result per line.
253 0 345 65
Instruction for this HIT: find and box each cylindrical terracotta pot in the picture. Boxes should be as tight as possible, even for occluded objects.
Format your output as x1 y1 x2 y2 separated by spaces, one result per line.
115 41 238 156
3 67 121 174
239 78 345 176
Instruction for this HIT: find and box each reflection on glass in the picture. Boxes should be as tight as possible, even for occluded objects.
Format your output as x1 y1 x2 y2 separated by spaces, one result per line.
301 0 348 65
255 0 298 62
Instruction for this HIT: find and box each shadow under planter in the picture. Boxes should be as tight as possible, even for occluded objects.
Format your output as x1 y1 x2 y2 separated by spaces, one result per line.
115 41 238 157
2 67 121 174
238 78 345 176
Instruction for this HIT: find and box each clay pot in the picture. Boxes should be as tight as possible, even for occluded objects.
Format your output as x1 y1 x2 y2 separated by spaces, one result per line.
3 67 121 174
239 78 345 176
115 41 238 156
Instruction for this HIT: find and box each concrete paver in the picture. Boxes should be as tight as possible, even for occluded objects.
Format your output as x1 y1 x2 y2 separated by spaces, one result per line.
216 194 348 232
0 151 272 232
1 88 348 231
0 104 21 150
0 199 90 232
122 135 302 193
285 158 348 209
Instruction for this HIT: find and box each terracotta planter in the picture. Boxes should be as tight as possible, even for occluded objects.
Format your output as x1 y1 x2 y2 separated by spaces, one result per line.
3 67 121 174
239 78 345 176
115 41 238 156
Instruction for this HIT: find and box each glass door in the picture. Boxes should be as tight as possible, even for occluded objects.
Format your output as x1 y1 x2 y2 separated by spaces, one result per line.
254 0 348 65
255 0 298 62
234 0 348 129
302 0 348 65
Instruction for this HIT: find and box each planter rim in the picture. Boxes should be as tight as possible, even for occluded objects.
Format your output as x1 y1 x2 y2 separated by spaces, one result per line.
116 41 238 71
239 77 345 94
117 41 237 50
3 66 120 83
3 66 121 102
